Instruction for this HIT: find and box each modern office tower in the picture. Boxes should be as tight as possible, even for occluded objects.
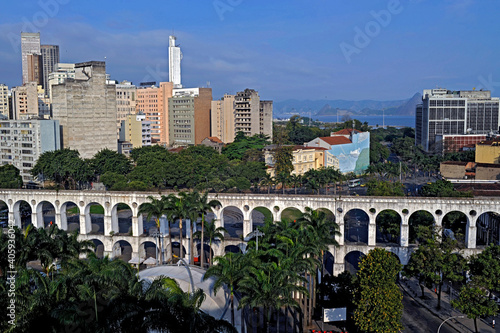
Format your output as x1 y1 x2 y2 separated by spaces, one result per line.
416 88 500 152
0 84 9 119
168 88 212 146
11 82 39 119
27 54 43 85
136 82 173 144
115 81 137 137
47 63 76 102
52 61 117 159
0 119 60 182
119 113 152 149
168 36 182 88
21 32 41 84
40 45 60 96
211 94 235 143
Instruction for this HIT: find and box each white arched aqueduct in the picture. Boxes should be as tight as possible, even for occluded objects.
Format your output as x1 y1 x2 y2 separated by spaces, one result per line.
1 190 497 275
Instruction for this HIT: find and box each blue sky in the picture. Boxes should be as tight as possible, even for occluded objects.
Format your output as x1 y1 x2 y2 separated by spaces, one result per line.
0 0 499 101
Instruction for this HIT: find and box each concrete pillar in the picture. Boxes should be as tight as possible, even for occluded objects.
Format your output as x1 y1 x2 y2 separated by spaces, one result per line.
80 214 91 235
104 214 113 236
31 210 40 228
466 217 477 249
368 216 376 246
110 211 119 235
160 216 168 234
55 213 65 230
132 216 140 237
400 224 409 247
35 205 44 228
333 263 345 276
243 219 252 238
337 212 345 246
10 211 20 228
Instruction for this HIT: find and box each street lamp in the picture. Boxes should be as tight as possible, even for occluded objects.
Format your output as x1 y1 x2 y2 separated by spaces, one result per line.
437 315 465 333
244 229 265 251
152 231 164 265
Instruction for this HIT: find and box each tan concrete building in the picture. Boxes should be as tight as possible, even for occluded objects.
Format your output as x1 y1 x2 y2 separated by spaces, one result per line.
211 89 273 144
476 138 500 164
168 88 212 146
52 61 117 159
119 113 152 149
11 82 39 120
48 63 76 102
211 94 235 143
0 84 9 119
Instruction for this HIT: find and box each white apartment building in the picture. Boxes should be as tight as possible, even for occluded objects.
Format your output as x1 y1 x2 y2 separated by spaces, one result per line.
0 84 9 119
48 63 76 102
0 119 60 182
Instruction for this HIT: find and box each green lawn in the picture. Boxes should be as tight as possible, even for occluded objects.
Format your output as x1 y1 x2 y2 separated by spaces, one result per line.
254 207 272 222
281 208 302 222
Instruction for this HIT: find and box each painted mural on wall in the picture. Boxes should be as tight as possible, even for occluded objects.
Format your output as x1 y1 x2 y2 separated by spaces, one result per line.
328 132 370 174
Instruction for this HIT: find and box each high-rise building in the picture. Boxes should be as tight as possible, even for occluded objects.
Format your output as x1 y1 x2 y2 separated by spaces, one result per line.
0 84 9 119
136 81 173 144
27 54 43 86
11 82 39 119
168 36 182 88
211 89 273 143
47 63 76 102
119 113 152 150
0 119 60 182
168 88 212 146
211 94 235 143
52 61 117 159
416 88 500 152
21 32 41 85
40 45 60 97
115 81 137 138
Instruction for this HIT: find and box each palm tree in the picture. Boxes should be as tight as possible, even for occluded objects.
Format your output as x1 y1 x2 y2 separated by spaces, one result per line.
289 174 302 195
166 191 195 261
260 174 275 194
203 252 246 327
191 191 221 268
138 195 168 263
275 172 289 195
194 219 227 266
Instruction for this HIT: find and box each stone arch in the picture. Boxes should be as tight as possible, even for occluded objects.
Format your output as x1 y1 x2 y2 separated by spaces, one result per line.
112 203 133 235
195 243 214 267
476 211 500 247
225 244 242 254
0 200 8 228
90 239 105 259
36 201 56 229
375 209 402 246
221 206 244 239
408 210 434 244
280 207 302 223
250 206 272 236
61 201 80 233
323 250 335 276
85 203 105 235
344 250 365 274
344 209 369 244
316 208 335 223
442 211 468 245
139 241 157 260
13 200 31 229
172 241 187 261
113 240 133 262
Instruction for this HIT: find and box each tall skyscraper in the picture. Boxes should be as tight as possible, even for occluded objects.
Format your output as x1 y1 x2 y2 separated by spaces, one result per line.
168 36 182 88
27 54 43 86
21 32 41 84
40 45 60 96
0 84 9 119
52 61 117 159
416 88 500 152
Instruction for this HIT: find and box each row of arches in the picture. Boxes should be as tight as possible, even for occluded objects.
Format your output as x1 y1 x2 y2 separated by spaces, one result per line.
3 199 494 249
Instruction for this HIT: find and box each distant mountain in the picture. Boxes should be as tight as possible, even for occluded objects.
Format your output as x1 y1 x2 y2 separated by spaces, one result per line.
273 93 422 118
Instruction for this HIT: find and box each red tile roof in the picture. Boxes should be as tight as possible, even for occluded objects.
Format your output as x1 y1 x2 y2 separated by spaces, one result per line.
293 145 327 151
318 136 352 145
207 136 223 143
334 128 361 135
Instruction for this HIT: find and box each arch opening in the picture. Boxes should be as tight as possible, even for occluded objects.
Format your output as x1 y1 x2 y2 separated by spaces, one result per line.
221 206 243 239
90 239 104 259
38 201 56 228
375 209 401 246
113 240 132 262
86 203 104 235
250 206 272 234
476 211 500 247
344 209 369 244
62 201 80 233
281 207 302 223
0 200 8 228
408 210 435 244
442 211 467 245
14 200 32 229
114 203 132 235
344 251 365 274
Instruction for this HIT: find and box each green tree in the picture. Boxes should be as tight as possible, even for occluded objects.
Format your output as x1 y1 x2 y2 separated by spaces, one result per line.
420 179 472 197
366 179 405 196
222 132 270 160
451 283 498 333
468 244 500 292
166 192 194 261
0 164 23 188
376 210 401 243
354 248 403 333
190 192 220 268
90 148 132 180
194 220 227 266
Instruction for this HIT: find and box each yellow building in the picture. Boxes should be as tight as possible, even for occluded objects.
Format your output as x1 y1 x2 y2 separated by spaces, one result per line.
475 139 500 164
119 113 152 150
264 145 339 177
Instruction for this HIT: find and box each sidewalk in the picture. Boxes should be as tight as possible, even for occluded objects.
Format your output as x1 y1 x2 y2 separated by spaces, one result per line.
400 277 499 333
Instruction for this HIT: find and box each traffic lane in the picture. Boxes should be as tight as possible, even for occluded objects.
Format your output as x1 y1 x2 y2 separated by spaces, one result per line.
401 288 455 333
